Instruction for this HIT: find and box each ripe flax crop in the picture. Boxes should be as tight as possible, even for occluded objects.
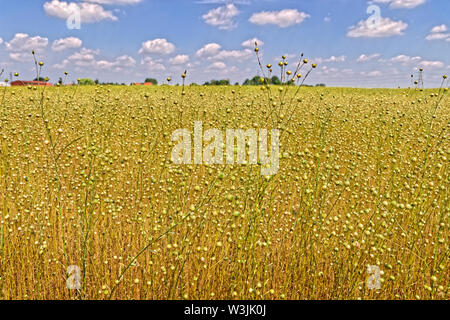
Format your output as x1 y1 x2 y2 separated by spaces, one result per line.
0 62 448 299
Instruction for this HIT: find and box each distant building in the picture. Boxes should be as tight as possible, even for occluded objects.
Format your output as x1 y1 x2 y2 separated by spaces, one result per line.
0 82 10 87
10 80 52 87
130 82 154 86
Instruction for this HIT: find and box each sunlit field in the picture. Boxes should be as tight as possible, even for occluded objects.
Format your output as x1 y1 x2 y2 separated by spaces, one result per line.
0 82 448 300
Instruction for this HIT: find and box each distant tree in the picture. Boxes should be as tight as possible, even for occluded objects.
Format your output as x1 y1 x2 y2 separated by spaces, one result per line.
203 79 230 86
58 77 63 85
95 79 99 85
144 78 158 85
271 76 281 85
315 83 326 87
243 76 263 86
78 78 95 85
33 77 47 81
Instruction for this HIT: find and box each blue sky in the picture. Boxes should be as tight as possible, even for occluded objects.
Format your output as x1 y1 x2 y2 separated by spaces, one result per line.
0 0 448 87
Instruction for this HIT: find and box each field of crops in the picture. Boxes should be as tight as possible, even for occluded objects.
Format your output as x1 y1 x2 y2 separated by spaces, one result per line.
0 84 448 300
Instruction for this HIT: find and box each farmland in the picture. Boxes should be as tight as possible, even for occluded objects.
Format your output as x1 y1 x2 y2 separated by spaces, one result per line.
0 83 448 300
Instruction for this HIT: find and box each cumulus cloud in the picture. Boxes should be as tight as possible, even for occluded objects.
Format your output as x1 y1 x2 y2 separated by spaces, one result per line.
214 49 252 60
0 38 3 45
139 38 176 55
54 47 135 72
53 48 99 69
426 24 449 41
241 38 264 48
365 70 382 77
419 60 445 68
169 55 190 65
196 43 251 61
430 24 448 33
249 9 310 28
85 0 142 5
5 33 48 61
5 33 49 52
209 61 227 70
52 37 82 51
315 55 346 63
96 55 136 71
9 53 33 62
371 0 425 9
196 43 222 58
44 0 118 23
347 17 407 38
357 53 381 62
141 57 166 71
390 54 421 64
202 4 239 30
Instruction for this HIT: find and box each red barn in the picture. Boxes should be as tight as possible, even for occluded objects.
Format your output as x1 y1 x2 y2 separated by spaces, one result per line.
10 80 52 87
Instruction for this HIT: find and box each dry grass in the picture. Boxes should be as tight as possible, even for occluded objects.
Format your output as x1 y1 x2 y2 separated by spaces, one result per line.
0 83 448 300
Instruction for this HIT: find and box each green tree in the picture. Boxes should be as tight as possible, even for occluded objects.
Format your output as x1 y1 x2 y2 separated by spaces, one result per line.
78 78 95 85
271 76 281 85
144 78 158 85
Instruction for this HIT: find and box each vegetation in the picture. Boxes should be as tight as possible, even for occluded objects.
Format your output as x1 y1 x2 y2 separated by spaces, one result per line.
77 78 95 86
203 79 230 86
144 78 158 85
0 49 447 300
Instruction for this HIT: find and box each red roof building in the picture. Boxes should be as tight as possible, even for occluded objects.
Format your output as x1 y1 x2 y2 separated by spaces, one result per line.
10 80 52 87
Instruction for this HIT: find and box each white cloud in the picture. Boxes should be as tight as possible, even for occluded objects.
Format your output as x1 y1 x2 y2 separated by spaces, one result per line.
0 38 3 45
366 70 382 77
209 61 227 70
96 55 136 71
139 38 175 55
426 24 449 41
196 43 251 61
430 24 448 33
249 9 310 28
371 0 425 9
85 0 142 5
44 0 118 23
196 43 222 57
426 33 450 41
169 54 190 65
241 38 264 48
141 57 165 71
202 4 239 30
54 48 135 72
347 17 407 38
315 55 346 63
357 53 381 62
390 54 421 64
52 37 82 51
53 48 99 68
5 33 49 52
214 49 252 60
419 60 444 68
9 53 33 62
